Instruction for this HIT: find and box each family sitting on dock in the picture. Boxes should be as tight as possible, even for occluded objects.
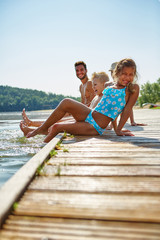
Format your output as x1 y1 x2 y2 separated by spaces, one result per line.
20 58 141 143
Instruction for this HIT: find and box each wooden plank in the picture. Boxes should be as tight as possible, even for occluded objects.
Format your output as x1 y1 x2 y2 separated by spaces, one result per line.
5 215 160 232
28 176 160 193
53 142 160 154
48 151 160 158
1 228 159 240
62 142 160 148
66 130 160 142
47 156 160 165
54 148 160 153
0 216 160 240
70 136 160 143
14 191 160 223
62 138 160 144
41 165 160 176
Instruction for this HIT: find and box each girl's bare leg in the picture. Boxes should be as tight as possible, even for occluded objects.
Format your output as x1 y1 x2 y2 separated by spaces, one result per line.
22 108 44 127
20 121 48 136
20 121 36 136
22 109 31 126
22 108 74 127
26 98 91 138
45 121 99 143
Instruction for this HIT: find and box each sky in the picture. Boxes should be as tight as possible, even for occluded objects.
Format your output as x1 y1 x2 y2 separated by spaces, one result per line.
0 0 160 97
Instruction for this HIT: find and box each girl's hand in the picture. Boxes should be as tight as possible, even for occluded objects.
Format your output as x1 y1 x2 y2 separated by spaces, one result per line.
116 129 134 136
121 129 131 133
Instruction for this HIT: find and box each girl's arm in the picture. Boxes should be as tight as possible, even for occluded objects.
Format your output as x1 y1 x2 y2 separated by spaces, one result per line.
112 118 117 131
129 109 147 126
116 84 139 136
112 117 133 134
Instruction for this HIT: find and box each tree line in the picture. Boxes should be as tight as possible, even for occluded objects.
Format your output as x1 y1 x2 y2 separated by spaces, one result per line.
0 78 160 112
0 85 80 112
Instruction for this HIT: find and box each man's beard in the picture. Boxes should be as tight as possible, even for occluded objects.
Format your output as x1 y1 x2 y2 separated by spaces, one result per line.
79 74 86 80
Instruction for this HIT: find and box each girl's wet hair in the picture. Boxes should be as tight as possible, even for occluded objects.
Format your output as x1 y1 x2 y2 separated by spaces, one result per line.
113 58 137 93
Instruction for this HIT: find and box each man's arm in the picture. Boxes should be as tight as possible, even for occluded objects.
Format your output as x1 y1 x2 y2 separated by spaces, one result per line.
79 84 85 104
85 81 95 106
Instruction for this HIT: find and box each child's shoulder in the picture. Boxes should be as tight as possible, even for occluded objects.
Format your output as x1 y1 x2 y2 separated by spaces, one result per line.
133 83 139 90
126 84 139 98
104 81 114 88
86 80 93 88
130 83 139 93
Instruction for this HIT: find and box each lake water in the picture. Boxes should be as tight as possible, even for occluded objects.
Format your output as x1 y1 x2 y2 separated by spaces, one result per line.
0 110 52 189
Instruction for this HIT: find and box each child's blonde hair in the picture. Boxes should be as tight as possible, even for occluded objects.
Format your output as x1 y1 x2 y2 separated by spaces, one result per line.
91 72 109 83
113 58 137 93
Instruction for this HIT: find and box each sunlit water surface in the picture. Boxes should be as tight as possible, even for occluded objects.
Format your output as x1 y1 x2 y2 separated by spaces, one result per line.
0 110 52 189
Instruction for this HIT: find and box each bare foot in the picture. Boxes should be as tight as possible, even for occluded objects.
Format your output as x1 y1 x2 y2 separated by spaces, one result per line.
26 128 40 138
26 126 48 138
22 108 32 126
20 121 34 136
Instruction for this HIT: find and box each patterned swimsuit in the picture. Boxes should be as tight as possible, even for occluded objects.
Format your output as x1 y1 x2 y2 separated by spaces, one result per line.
85 86 126 135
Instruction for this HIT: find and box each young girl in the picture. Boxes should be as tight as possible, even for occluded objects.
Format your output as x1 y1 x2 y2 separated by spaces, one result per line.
20 58 139 143
109 62 146 127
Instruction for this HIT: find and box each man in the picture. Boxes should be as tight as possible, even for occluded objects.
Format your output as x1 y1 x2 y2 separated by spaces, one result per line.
75 61 95 106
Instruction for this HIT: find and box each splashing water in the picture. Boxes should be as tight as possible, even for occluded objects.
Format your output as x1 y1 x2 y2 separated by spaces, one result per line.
0 110 52 188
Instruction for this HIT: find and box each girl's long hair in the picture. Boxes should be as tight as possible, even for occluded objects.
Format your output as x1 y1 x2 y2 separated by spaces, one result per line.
113 58 137 93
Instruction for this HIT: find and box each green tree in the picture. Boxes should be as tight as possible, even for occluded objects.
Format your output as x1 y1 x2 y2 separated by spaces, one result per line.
138 78 160 107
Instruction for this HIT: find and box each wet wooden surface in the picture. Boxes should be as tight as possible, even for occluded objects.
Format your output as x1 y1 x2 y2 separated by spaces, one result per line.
0 109 160 239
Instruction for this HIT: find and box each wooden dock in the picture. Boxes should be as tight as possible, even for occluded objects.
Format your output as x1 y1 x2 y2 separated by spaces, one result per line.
0 109 160 239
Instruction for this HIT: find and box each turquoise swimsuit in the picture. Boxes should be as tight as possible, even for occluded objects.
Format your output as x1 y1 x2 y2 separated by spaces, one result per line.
85 86 126 135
